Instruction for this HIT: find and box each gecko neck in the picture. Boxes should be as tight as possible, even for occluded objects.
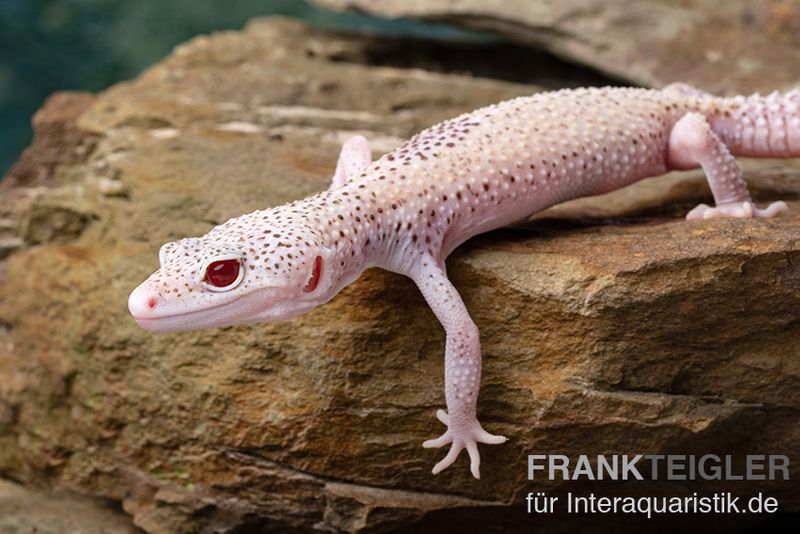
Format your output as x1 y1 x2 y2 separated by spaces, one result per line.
310 186 376 294
313 172 421 284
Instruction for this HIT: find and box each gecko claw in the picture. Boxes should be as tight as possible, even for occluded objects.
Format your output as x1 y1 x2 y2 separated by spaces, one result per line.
424 409 507 479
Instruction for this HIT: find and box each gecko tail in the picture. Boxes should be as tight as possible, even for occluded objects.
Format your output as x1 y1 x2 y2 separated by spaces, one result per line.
718 90 800 158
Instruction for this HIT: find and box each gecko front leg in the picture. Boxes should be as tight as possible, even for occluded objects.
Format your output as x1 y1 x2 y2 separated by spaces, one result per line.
668 112 788 220
331 135 372 188
409 256 507 479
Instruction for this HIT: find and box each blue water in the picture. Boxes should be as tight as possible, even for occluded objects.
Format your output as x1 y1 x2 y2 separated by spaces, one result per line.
0 0 474 178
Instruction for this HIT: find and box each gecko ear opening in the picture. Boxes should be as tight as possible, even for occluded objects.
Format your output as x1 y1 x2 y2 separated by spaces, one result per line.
303 255 323 293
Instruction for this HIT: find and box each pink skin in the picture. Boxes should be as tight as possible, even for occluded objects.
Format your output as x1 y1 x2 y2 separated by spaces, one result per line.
331 135 372 189
130 85 797 479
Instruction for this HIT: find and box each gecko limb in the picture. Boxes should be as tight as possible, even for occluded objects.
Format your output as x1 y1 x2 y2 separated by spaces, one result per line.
410 256 507 479
668 112 788 220
331 135 372 188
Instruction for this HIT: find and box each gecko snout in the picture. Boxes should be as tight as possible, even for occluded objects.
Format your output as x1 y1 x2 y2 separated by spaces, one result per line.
128 285 160 319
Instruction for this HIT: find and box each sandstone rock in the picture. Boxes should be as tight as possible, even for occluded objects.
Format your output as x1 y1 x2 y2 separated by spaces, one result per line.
21 195 97 245
0 92 98 260
0 478 140 533
0 17 798 533
315 0 800 93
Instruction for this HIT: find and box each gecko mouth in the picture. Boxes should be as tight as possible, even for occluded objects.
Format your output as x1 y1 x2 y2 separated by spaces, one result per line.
128 279 259 332
130 298 246 333
128 285 310 333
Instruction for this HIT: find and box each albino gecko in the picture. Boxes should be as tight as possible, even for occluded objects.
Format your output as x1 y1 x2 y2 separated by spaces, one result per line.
129 84 797 479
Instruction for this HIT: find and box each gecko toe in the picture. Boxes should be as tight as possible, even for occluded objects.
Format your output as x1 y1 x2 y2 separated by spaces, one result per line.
466 441 481 479
435 409 450 425
475 427 508 445
754 200 788 218
423 431 452 449
686 203 712 220
431 442 464 475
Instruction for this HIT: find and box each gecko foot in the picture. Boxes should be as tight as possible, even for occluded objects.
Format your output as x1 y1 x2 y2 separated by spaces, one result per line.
422 409 507 479
686 200 788 220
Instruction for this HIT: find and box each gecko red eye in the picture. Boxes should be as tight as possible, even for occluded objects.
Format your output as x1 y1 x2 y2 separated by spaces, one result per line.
303 255 323 293
204 259 241 288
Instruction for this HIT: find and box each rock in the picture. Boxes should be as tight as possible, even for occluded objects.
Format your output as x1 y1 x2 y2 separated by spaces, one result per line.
3 92 97 189
0 16 798 533
314 0 800 93
0 478 140 533
0 92 99 259
21 195 96 245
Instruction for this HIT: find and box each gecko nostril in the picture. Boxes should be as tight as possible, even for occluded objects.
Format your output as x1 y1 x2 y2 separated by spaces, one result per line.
128 286 161 319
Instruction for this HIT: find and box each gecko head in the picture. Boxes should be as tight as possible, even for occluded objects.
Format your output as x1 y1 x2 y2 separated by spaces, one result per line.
128 208 339 333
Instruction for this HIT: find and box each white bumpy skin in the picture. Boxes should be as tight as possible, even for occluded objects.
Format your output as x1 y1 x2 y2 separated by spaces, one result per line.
130 85 797 479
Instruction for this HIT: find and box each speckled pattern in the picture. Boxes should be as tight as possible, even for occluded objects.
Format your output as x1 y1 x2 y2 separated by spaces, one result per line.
130 85 798 478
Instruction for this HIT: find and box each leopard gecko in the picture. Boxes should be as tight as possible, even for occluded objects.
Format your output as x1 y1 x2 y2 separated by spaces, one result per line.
129 84 797 479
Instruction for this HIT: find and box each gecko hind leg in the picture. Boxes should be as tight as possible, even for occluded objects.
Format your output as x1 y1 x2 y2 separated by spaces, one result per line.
668 112 788 220
330 135 372 188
